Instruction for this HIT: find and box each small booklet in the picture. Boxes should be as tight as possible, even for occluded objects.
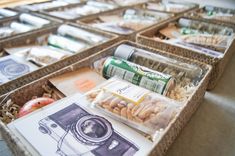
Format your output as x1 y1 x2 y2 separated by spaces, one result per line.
8 93 153 156
0 55 38 84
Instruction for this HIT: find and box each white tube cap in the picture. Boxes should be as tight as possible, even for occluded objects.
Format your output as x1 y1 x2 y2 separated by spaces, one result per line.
114 44 136 60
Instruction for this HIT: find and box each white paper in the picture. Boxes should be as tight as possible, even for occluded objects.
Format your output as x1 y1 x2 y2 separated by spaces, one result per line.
0 55 38 84
8 94 154 156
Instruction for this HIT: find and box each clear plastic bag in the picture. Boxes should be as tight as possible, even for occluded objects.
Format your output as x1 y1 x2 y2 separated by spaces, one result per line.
178 18 234 36
91 9 170 34
89 78 181 139
199 6 235 22
26 46 71 66
179 34 232 49
92 22 134 34
0 27 15 38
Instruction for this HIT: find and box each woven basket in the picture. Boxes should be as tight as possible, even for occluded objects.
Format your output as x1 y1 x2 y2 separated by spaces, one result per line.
79 7 174 41
140 1 199 16
0 12 62 42
39 1 125 22
0 22 119 96
185 6 235 27
0 40 212 156
15 0 149 13
136 16 235 90
13 1 79 13
0 8 20 23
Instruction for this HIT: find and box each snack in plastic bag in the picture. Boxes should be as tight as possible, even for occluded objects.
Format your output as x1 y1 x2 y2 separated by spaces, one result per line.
179 34 231 48
119 20 152 31
26 46 71 66
0 27 15 38
89 78 181 139
198 6 235 23
156 18 234 50
90 9 170 34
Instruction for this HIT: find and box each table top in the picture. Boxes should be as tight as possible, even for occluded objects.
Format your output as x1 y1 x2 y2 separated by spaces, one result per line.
0 1 235 156
166 52 235 156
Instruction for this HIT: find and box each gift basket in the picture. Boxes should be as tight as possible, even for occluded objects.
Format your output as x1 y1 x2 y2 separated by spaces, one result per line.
80 7 173 40
137 16 235 89
0 23 118 96
0 41 212 156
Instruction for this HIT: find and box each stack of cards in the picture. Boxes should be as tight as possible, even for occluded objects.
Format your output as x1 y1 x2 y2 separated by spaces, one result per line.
0 55 38 84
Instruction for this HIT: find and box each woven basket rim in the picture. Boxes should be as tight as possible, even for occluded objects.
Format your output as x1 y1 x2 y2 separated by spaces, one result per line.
79 6 174 37
0 22 119 96
0 12 62 42
140 1 199 15
0 40 212 156
137 15 235 60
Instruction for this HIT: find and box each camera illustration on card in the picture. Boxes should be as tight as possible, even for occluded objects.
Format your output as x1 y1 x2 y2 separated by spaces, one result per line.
38 103 139 156
0 58 30 80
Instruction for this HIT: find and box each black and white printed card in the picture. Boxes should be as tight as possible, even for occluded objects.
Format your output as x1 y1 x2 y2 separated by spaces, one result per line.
0 55 38 84
8 93 153 156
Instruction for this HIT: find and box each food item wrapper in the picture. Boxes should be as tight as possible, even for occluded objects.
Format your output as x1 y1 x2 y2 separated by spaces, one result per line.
179 34 232 49
88 77 181 139
26 46 71 66
198 6 235 23
146 2 193 13
91 9 170 34
92 22 134 34
0 27 15 38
